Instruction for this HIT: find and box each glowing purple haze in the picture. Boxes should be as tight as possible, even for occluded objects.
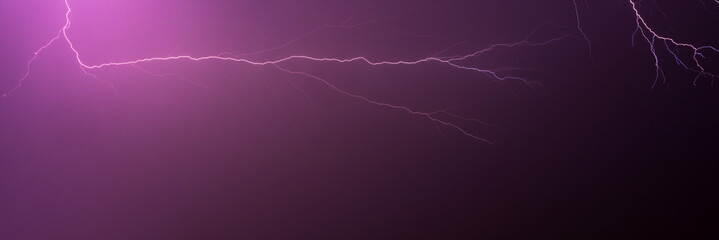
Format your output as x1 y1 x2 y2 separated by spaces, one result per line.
2 1 719 239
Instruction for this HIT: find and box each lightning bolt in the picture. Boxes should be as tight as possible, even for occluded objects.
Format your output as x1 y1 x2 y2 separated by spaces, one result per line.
628 0 719 87
4 0 582 143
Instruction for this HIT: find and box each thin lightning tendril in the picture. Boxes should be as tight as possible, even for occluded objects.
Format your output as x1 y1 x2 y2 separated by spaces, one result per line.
4 29 63 98
4 0 585 143
573 0 594 61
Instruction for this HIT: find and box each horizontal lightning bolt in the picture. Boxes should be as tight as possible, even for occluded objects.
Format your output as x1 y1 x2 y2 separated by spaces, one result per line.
5 0 581 143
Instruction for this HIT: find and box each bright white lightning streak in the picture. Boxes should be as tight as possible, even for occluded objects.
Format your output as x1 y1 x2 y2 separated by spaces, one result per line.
6 0 580 143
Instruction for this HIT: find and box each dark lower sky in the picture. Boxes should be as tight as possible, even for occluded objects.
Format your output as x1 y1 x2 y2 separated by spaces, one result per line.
1 0 717 239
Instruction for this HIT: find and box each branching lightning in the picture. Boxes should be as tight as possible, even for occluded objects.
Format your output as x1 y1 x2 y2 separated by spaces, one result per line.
5 0 591 143
628 0 719 87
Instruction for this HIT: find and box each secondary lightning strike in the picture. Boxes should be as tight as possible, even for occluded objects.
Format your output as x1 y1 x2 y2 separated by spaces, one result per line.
573 0 594 61
2 29 64 98
5 0 579 143
272 64 494 144
629 0 719 87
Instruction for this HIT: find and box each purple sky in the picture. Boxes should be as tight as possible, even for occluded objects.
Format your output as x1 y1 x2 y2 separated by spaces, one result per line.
1 0 718 239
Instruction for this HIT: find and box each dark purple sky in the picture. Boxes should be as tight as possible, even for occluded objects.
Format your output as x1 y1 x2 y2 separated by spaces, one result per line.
1 0 718 239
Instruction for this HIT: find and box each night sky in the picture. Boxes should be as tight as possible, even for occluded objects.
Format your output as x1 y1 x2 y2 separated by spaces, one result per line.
1 0 717 239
